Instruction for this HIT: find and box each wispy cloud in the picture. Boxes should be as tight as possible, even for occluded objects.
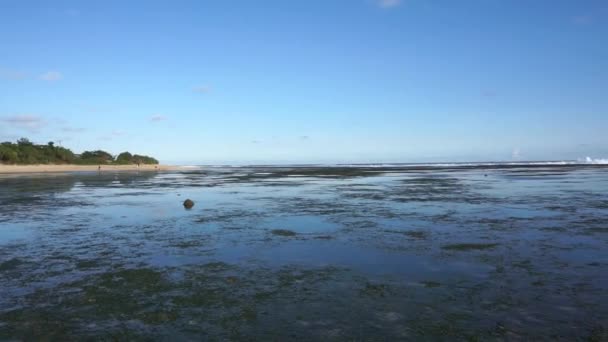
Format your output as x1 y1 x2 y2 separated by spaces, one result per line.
0 68 28 80
149 114 168 122
0 115 47 132
193 85 211 94
512 148 521 160
40 71 63 81
376 0 402 9
481 90 497 98
80 105 117 114
572 15 593 25
65 9 81 17
0 134 19 142
61 127 86 133
98 130 126 141
299 135 310 141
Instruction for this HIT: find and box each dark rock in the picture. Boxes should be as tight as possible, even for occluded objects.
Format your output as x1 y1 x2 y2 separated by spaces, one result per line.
271 229 296 237
183 199 194 209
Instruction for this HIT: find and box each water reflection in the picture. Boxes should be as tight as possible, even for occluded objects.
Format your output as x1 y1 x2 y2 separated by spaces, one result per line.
0 166 607 340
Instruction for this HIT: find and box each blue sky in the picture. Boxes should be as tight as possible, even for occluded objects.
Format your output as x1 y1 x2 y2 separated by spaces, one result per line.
1 0 607 164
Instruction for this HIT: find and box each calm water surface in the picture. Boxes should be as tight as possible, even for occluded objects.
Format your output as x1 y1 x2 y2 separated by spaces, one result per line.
1 166 607 340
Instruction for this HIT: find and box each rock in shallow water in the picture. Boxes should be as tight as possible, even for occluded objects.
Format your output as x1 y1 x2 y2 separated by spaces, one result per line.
183 199 194 209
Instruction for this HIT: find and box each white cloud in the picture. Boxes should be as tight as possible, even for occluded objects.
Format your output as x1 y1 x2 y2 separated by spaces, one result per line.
61 127 86 133
193 85 211 94
512 148 521 160
98 130 126 141
376 0 402 9
572 15 593 25
40 71 63 81
149 114 168 122
0 134 19 142
481 90 497 98
65 9 81 17
0 115 47 132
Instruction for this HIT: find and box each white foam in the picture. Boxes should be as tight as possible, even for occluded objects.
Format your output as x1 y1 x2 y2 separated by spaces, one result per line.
332 161 576 168
580 157 608 165
182 159 608 168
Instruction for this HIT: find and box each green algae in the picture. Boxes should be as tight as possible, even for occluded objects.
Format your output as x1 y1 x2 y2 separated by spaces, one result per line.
76 259 100 269
270 229 297 237
169 240 206 248
585 227 608 234
421 281 442 288
361 282 391 297
0 258 23 271
441 243 499 251
384 229 428 239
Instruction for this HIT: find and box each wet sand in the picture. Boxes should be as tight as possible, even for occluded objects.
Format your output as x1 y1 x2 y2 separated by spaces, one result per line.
0 164 181 174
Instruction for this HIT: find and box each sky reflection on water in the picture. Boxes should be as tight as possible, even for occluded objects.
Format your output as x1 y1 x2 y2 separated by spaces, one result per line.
1 166 607 340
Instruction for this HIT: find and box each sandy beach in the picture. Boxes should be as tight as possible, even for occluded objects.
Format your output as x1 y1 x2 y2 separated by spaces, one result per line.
0 164 182 174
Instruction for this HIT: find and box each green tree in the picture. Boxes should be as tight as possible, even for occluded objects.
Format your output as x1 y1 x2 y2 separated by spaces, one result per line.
133 154 159 164
116 152 134 164
78 150 115 164
17 138 33 146
55 147 75 163
0 144 18 163
0 138 158 165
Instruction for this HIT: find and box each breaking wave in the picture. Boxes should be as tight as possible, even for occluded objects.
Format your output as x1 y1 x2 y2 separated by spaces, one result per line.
579 157 608 165
192 159 608 168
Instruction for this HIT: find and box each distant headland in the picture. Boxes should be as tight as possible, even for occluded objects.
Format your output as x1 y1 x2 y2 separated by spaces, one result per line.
0 137 158 165
0 138 179 174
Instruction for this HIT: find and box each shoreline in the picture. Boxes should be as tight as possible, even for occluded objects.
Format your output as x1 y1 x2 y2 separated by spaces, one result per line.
0 164 183 174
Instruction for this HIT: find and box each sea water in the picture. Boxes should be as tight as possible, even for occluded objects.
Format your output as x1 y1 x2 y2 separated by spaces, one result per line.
0 165 607 339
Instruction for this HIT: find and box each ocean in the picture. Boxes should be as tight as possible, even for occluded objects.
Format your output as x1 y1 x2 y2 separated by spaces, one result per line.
1 163 607 339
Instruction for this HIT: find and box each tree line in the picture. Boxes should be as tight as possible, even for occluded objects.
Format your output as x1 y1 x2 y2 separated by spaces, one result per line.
0 138 159 165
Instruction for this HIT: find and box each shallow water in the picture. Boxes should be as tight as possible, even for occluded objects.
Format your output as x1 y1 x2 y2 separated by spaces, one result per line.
1 166 607 340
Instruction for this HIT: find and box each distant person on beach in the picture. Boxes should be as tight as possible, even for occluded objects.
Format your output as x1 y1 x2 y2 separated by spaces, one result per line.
98 165 101 171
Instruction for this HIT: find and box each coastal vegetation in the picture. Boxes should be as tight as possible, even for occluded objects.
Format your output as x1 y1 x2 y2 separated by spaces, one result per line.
0 138 159 165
